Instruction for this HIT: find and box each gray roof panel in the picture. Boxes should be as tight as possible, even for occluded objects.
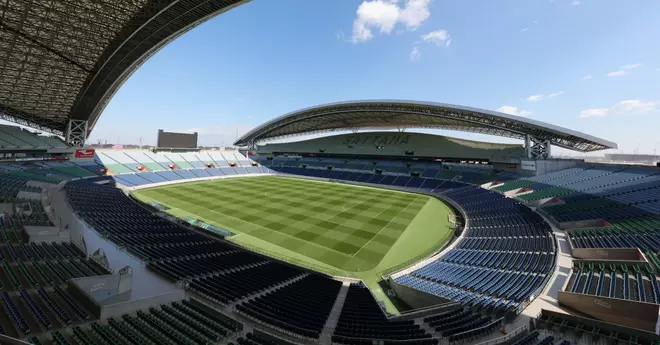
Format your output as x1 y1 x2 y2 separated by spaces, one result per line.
235 100 617 152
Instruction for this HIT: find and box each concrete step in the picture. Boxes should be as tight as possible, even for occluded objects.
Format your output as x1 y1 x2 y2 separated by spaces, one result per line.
319 281 351 345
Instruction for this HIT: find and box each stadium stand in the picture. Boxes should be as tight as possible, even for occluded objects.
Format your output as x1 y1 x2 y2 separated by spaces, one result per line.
254 154 519 186
332 284 435 343
124 151 167 171
1 150 659 345
564 261 658 304
53 163 526 344
393 186 555 313
0 125 67 149
237 274 342 339
1 134 657 345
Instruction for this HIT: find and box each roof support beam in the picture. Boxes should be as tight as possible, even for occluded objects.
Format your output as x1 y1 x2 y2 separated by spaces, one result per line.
0 22 91 72
525 135 552 159
65 119 88 148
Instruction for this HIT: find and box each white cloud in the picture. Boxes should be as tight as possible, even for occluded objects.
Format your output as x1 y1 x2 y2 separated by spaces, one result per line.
607 70 629 77
350 0 432 43
409 46 421 61
533 20 539 24
620 63 642 70
421 29 451 46
247 115 253 119
579 100 657 118
581 75 592 81
521 27 529 33
656 68 660 72
579 108 608 118
572 0 580 6
611 100 656 115
398 0 432 30
606 63 641 77
526 91 564 102
496 106 532 117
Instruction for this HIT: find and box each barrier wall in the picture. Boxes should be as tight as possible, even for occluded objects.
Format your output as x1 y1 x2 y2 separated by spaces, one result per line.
71 274 124 303
388 277 451 309
536 309 660 343
571 248 646 261
47 184 181 300
0 203 13 214
558 219 606 230
99 290 185 320
24 225 69 243
16 191 40 200
557 291 660 332
534 160 581 176
389 300 461 322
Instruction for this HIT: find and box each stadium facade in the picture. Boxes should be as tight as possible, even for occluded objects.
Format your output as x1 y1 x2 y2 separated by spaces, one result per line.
0 2 658 345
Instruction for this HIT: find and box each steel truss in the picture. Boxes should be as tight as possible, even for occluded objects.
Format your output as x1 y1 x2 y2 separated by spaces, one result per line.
525 135 552 159
0 0 249 135
65 119 88 147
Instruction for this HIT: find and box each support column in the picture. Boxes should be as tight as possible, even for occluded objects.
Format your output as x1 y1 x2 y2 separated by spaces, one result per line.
525 134 551 159
65 119 88 147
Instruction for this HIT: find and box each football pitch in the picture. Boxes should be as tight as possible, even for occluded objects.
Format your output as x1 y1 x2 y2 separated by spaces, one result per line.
132 176 454 304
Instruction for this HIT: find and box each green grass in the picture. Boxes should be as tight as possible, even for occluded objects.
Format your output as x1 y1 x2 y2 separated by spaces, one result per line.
132 176 454 314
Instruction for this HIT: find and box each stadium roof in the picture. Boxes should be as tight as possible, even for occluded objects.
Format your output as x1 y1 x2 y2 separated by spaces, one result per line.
0 0 248 136
235 100 617 152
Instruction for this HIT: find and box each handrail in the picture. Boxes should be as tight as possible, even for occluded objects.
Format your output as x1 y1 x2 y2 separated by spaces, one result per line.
473 324 528 345
0 334 32 345
449 317 505 344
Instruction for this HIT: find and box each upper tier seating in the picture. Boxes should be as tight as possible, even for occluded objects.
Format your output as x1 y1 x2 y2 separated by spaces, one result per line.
180 152 207 168
260 155 518 186
95 151 136 174
165 153 194 169
0 125 66 149
494 166 660 201
144 151 177 169
565 262 658 304
272 166 470 192
125 151 167 171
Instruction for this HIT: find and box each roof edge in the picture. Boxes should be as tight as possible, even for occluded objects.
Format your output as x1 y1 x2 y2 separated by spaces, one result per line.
235 100 617 151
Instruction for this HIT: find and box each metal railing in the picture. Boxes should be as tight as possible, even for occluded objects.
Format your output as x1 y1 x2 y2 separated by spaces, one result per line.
448 317 505 345
473 324 528 345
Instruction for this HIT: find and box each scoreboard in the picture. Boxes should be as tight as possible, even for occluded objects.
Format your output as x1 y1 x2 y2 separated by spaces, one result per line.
157 129 198 149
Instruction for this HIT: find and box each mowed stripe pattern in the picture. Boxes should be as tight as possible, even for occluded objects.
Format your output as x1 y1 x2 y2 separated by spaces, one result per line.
136 176 428 271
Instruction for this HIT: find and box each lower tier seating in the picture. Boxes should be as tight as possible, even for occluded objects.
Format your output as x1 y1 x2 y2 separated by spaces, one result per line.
333 284 433 342
237 274 342 338
26 299 242 345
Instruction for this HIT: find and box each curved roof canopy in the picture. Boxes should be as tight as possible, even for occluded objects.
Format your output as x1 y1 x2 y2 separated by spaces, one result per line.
235 100 617 152
0 0 248 135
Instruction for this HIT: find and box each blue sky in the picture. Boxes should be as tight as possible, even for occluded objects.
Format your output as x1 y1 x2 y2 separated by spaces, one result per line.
86 0 659 155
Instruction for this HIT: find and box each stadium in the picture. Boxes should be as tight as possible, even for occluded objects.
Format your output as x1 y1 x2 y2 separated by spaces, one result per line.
0 2 659 345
